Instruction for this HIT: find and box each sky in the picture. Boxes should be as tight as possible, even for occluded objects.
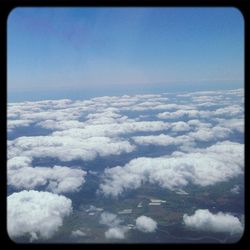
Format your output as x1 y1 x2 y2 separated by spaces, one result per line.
7 7 244 102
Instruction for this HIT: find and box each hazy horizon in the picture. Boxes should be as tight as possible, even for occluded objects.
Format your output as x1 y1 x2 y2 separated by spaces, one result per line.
8 7 244 102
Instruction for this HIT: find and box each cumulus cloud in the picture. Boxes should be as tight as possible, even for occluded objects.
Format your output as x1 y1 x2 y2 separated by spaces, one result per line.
36 119 86 131
99 141 243 197
132 134 195 148
171 121 191 132
215 118 244 133
105 226 129 239
71 229 86 237
8 161 87 193
187 126 232 142
157 109 200 120
7 156 32 170
51 120 170 139
8 135 135 162
8 88 243 165
132 134 176 146
8 119 34 132
7 190 72 241
183 209 244 235
85 110 131 125
191 95 219 103
99 212 122 227
99 212 129 240
230 185 240 194
213 105 243 117
136 216 157 233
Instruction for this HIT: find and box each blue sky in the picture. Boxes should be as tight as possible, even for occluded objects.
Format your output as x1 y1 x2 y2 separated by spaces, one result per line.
8 7 244 101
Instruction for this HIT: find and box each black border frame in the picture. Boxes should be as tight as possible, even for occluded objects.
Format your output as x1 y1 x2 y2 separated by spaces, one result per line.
1 0 249 248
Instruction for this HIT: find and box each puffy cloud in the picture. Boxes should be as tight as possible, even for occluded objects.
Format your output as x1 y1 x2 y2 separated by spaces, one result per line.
8 135 135 162
132 134 194 148
36 119 85 130
8 119 34 132
187 126 232 142
85 110 130 125
105 226 129 239
8 89 243 134
52 121 170 139
99 212 122 227
136 216 157 233
7 156 32 170
7 190 72 241
8 165 87 194
99 212 129 240
214 105 243 117
215 118 244 133
171 121 191 132
132 134 176 146
20 109 81 122
187 119 212 129
157 110 200 120
99 141 243 197
128 103 192 112
183 209 243 235
36 109 132 130
8 119 170 161
191 94 225 103
71 229 86 237
230 185 240 194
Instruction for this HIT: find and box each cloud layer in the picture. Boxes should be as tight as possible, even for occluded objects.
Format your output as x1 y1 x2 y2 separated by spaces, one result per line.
183 209 244 235
99 141 243 197
7 88 244 242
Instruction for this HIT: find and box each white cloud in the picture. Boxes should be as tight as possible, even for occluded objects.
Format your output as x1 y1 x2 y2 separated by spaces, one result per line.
187 126 232 142
99 212 122 227
132 134 195 148
52 120 170 139
99 141 243 197
20 109 81 123
8 119 34 132
7 190 72 241
86 205 104 213
7 156 32 170
105 226 129 239
191 95 223 103
99 212 129 240
85 110 131 125
183 209 243 235
8 135 135 162
230 185 240 194
136 216 157 233
187 119 212 129
132 134 176 146
36 119 85 130
8 163 86 194
157 110 200 120
215 118 244 133
71 229 86 237
214 105 243 117
171 121 191 132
